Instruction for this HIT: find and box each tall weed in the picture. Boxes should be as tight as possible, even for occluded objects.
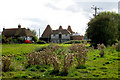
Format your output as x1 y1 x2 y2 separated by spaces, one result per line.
2 56 11 72
97 44 106 57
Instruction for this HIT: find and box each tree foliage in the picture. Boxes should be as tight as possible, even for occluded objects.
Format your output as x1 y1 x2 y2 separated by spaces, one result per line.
32 36 38 42
118 19 120 40
86 12 119 47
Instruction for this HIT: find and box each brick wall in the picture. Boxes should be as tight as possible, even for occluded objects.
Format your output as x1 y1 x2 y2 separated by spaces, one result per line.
71 35 84 40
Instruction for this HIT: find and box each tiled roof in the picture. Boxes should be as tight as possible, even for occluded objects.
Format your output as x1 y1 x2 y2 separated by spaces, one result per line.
52 29 70 34
58 25 63 30
41 25 74 38
67 25 75 33
41 25 53 38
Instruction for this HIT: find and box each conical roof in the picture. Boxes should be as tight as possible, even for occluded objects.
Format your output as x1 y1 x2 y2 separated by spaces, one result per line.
67 25 74 33
59 25 63 30
41 25 53 38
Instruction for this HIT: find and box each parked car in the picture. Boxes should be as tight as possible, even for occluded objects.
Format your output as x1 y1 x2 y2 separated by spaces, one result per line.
25 40 31 43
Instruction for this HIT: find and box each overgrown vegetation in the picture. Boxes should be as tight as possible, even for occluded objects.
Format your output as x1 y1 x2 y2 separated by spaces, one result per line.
64 40 87 44
97 44 106 57
2 35 25 44
2 43 119 79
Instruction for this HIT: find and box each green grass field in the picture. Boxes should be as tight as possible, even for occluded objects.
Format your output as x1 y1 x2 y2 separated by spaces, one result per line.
2 44 49 56
1 43 120 79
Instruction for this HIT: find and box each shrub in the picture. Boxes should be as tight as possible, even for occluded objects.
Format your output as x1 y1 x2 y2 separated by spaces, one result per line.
26 52 41 66
110 44 116 52
49 53 60 71
68 44 88 68
97 44 106 57
62 53 75 74
32 36 38 42
2 56 11 72
39 50 50 65
7 38 13 43
64 40 87 44
26 44 88 75
115 43 120 51
17 37 24 43
48 44 60 52
13 38 17 43
37 40 46 44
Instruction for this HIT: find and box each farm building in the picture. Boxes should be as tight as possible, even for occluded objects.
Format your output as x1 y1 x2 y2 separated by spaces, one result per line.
40 25 84 43
2 24 35 40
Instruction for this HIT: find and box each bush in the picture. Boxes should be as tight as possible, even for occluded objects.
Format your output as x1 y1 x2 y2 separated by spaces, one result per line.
26 44 89 75
12 39 17 43
17 37 24 43
64 40 87 44
68 44 88 68
37 40 46 44
32 36 38 42
7 38 13 43
26 52 41 66
62 53 75 74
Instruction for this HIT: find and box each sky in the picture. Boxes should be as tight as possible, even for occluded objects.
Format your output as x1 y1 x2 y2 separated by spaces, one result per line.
0 0 119 37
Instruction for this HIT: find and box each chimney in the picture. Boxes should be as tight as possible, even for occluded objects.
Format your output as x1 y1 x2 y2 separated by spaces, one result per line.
18 24 21 28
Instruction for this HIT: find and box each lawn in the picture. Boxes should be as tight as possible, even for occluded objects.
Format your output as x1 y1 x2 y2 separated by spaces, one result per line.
1 43 120 79
2 44 49 56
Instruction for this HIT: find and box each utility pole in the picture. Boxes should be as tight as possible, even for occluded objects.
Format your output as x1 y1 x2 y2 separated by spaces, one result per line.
39 28 40 39
91 5 101 17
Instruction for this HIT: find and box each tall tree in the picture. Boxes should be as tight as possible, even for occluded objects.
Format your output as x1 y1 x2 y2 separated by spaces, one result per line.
118 17 120 40
86 12 119 47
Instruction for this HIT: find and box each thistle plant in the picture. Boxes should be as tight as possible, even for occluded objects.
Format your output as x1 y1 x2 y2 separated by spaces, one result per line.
48 44 60 52
68 44 79 53
50 54 60 71
97 44 106 57
26 52 41 66
115 43 120 51
68 44 88 68
2 56 11 72
40 47 60 71
62 53 75 74
110 44 116 53
89 46 94 50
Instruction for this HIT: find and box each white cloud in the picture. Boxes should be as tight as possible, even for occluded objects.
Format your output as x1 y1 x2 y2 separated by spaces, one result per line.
75 0 119 2
0 0 118 36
